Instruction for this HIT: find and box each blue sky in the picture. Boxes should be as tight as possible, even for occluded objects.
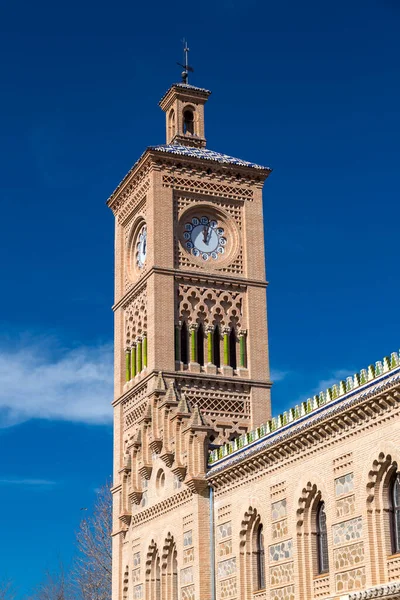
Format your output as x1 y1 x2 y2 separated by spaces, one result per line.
0 0 399 594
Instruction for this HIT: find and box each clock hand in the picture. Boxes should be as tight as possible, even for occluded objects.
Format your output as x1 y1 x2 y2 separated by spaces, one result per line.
202 225 209 244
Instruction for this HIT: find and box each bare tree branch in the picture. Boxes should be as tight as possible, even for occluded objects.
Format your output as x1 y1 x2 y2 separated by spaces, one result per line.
72 482 112 600
26 565 72 600
0 580 16 600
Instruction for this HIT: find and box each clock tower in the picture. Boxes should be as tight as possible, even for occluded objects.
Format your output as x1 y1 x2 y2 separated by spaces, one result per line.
108 80 272 600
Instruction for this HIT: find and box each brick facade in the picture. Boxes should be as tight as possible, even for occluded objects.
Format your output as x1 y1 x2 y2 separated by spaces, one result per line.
108 82 400 600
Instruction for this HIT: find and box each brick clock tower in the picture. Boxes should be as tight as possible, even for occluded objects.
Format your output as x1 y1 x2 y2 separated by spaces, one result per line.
107 80 272 600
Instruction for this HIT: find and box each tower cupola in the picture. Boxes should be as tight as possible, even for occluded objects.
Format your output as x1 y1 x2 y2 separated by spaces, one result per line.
159 83 211 148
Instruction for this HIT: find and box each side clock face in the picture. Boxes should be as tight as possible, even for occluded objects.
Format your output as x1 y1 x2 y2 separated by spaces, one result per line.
183 216 226 261
136 225 147 269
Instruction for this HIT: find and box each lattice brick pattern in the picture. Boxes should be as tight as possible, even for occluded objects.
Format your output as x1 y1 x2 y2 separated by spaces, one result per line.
178 282 244 329
388 555 400 581
313 576 330 598
122 384 148 414
117 177 150 224
183 390 250 418
124 285 147 345
124 401 147 432
163 174 254 201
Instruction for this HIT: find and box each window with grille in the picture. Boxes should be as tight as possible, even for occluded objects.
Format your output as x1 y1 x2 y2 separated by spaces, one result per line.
390 472 400 554
256 524 265 589
316 502 329 574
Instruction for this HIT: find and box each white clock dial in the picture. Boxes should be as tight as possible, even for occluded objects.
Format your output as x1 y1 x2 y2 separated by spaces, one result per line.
136 225 147 269
184 216 226 261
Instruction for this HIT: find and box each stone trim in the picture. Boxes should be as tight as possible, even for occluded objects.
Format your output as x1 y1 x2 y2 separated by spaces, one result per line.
209 352 400 467
346 580 400 599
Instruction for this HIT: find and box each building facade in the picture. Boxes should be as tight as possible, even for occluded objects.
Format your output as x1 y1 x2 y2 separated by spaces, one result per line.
108 81 400 600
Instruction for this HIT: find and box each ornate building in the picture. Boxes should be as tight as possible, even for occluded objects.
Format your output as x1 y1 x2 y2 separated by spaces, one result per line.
107 79 400 600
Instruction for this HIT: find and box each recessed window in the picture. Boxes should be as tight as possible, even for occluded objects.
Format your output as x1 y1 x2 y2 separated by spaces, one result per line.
183 109 194 135
156 469 165 493
316 501 329 574
390 472 400 554
256 524 265 589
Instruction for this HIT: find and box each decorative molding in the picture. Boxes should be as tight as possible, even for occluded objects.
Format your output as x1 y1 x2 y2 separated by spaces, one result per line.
131 489 193 526
209 353 400 466
347 580 400 599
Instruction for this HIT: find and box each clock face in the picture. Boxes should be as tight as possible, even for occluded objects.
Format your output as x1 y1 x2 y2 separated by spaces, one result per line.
136 225 147 269
183 216 226 261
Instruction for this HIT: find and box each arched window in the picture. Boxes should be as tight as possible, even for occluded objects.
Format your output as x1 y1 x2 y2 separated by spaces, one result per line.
390 472 400 554
146 543 161 600
197 323 204 367
229 328 237 370
183 109 194 135
316 502 329 574
213 325 220 368
168 109 176 140
180 322 188 364
256 524 265 590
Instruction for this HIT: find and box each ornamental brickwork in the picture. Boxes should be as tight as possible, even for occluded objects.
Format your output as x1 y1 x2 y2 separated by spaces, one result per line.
108 81 400 600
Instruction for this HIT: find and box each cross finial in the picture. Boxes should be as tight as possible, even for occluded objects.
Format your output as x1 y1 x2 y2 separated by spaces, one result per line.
177 39 194 84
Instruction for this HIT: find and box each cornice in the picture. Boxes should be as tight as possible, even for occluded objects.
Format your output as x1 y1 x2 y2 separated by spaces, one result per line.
112 368 272 408
107 147 270 213
130 488 193 527
113 267 268 311
348 581 400 599
207 369 400 484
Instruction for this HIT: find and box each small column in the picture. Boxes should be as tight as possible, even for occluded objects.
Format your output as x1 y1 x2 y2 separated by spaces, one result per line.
222 327 233 377
131 343 137 378
239 330 247 368
189 323 200 373
205 325 217 375
238 329 248 376
175 324 181 362
143 334 148 369
175 321 184 371
223 327 230 366
125 347 131 382
137 337 143 374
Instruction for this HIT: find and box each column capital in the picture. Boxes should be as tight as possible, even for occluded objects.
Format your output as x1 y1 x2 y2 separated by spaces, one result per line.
222 326 230 335
189 323 198 332
205 324 214 334
238 329 247 337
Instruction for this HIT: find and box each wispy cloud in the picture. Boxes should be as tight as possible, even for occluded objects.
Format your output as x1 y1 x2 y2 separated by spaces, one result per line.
0 337 113 428
296 368 354 403
270 368 290 382
0 478 56 486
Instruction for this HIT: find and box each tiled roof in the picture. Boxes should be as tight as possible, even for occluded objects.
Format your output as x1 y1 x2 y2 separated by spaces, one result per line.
208 349 400 471
148 144 271 171
159 83 212 105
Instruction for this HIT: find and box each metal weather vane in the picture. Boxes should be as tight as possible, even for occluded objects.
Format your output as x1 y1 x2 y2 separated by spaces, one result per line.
177 39 194 84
